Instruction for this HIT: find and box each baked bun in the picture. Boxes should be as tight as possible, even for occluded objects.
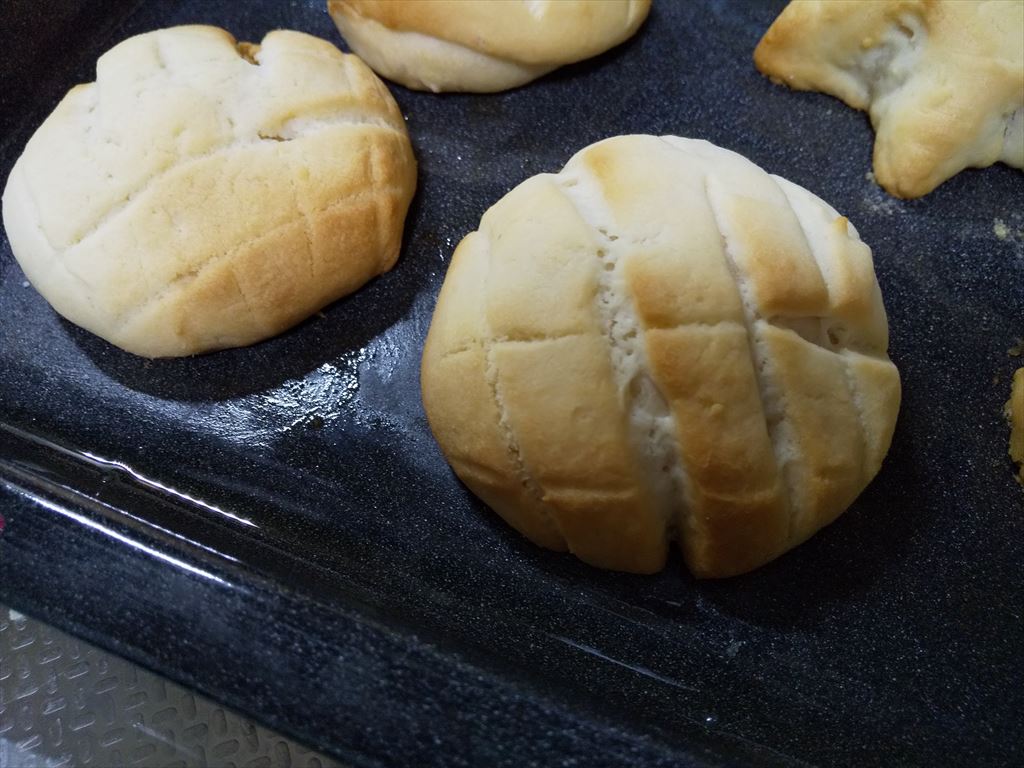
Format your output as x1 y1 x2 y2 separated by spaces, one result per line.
421 135 901 578
327 0 651 92
2 26 417 357
754 0 1024 199
1009 368 1024 485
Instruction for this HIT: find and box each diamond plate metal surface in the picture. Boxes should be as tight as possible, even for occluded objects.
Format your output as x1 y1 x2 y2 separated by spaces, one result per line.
0 607 345 768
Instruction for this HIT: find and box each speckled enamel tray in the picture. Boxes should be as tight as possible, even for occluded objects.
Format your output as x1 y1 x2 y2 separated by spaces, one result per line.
1 2 1022 766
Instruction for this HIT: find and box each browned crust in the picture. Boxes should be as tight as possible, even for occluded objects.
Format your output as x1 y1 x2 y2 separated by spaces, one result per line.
329 0 651 66
2 27 417 357
421 135 900 578
753 0 1024 198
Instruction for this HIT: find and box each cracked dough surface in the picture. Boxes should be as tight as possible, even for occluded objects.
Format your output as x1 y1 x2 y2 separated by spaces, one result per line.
327 0 651 92
421 135 901 578
754 0 1024 199
1 25 417 357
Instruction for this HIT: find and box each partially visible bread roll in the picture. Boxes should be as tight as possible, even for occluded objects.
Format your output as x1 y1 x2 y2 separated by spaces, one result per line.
2 26 417 357
754 0 1024 198
327 0 651 92
1009 368 1024 485
422 135 901 578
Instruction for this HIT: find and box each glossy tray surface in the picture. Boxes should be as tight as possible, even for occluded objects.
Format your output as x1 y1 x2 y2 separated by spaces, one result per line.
1 2 1022 767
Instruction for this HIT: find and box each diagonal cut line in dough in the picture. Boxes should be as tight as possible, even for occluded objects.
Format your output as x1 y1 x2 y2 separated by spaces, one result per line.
1001 107 1023 156
153 38 167 71
367 140 386 264
113 182 406 333
773 176 873 483
492 331 589 345
837 350 875 484
703 172 799 542
57 112 404 254
478 228 563 538
638 319 747 334
227 264 261 332
438 331 591 364
13 162 102 318
764 318 884 359
301 195 317 281
437 339 481 362
283 152 317 281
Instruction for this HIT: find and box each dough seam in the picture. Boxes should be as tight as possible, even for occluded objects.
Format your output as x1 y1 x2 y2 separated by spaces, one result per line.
557 175 689 545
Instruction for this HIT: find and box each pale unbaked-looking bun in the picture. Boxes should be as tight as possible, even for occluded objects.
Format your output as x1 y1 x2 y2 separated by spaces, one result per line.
327 0 652 93
422 135 901 578
754 0 1024 199
2 26 417 357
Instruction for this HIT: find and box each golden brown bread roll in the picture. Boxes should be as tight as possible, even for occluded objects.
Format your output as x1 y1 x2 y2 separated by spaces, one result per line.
422 135 901 578
327 0 651 92
754 0 1024 199
2 26 417 357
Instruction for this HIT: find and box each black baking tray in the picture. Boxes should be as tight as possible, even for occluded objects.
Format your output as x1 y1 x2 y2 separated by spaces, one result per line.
1 1 1022 766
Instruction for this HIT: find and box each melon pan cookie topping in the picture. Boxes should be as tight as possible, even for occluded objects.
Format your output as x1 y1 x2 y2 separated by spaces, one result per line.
422 135 901 578
2 25 417 357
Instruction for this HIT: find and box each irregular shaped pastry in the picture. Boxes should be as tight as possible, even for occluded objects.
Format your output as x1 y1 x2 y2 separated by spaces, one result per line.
1009 368 1024 485
422 135 901 578
2 26 417 357
754 0 1024 198
327 0 651 92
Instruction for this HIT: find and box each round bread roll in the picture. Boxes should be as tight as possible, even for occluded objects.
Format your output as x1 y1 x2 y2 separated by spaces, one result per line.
327 0 652 93
2 26 417 357
421 135 901 578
